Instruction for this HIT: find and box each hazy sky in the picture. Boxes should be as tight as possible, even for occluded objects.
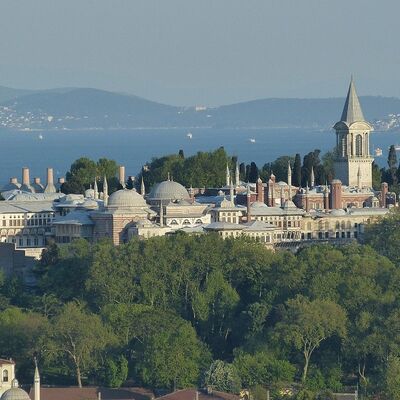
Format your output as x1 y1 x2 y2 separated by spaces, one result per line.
1 0 399 106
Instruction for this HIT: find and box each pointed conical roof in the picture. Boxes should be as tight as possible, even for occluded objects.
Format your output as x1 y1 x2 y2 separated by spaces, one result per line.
340 77 365 124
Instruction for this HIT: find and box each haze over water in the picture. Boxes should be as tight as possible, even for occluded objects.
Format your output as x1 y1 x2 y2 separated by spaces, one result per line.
0 128 398 186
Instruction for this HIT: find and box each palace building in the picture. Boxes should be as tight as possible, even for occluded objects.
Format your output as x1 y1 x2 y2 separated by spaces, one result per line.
0 78 394 270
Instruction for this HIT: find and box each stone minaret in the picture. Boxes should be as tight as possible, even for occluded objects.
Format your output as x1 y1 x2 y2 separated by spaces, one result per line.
103 176 108 206
141 177 145 196
324 184 329 212
357 166 362 190
235 162 240 188
310 166 315 188
34 358 40 400
226 164 230 187
287 162 292 186
333 78 373 188
246 185 251 222
94 180 99 200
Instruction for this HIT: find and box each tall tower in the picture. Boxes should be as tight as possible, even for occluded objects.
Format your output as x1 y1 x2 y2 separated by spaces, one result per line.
333 78 374 188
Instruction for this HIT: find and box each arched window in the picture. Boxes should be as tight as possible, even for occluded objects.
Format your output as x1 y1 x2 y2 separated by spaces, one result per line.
170 219 178 225
3 370 8 382
355 134 363 156
195 219 203 224
183 219 191 225
341 136 347 157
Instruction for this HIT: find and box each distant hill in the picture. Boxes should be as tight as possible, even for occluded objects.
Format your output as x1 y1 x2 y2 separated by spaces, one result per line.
1 86 400 130
0 85 34 103
213 96 400 129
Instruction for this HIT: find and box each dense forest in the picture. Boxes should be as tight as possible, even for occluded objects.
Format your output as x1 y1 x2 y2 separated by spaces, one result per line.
1 210 400 399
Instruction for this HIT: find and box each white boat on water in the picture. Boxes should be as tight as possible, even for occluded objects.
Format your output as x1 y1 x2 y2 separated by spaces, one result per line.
249 138 256 143
374 147 382 157
187 132 193 139
38 134 43 140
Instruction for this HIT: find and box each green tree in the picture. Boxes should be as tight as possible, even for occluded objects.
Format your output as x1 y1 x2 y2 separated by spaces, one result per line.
384 355 400 400
372 161 382 190
47 302 112 387
99 355 128 388
233 351 295 389
293 153 302 186
277 296 347 383
0 307 48 380
388 145 398 185
135 316 211 389
203 360 241 393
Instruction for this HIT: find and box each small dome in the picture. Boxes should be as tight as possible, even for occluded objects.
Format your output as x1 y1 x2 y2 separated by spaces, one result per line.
85 188 95 199
108 189 147 208
81 199 99 210
331 209 346 216
251 201 268 208
149 180 190 201
1 379 31 400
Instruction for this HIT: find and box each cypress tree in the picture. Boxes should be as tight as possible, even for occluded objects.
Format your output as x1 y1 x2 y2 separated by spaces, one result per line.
388 145 398 185
293 153 302 186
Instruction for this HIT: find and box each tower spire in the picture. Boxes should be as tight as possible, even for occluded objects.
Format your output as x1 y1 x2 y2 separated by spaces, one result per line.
103 175 108 206
34 357 40 400
340 77 365 123
141 176 145 196
226 163 231 187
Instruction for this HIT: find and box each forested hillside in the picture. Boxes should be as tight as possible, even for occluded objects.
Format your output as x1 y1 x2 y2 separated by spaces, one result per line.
1 211 400 399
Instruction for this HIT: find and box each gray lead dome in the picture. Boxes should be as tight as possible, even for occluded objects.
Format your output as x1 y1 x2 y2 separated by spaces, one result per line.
149 180 190 201
1 379 31 400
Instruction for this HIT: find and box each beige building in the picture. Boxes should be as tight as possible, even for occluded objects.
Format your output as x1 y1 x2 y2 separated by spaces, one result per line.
0 359 15 397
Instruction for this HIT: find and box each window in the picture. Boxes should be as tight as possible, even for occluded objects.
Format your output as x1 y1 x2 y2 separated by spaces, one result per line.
355 134 363 156
183 219 190 225
3 370 8 382
341 136 347 157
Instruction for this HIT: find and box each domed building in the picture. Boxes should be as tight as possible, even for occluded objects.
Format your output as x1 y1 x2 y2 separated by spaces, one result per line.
148 180 191 205
1 380 30 400
147 180 210 229
90 189 155 245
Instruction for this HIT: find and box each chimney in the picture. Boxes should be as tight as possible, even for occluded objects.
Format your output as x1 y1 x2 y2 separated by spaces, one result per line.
256 178 264 203
305 185 310 212
246 187 251 221
267 179 273 207
34 177 41 184
22 167 30 186
47 168 54 186
58 177 65 184
10 177 18 184
330 179 343 210
119 166 126 187
381 182 388 208
324 186 329 212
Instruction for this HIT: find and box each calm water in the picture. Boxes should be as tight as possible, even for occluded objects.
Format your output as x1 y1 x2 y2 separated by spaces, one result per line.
0 127 398 186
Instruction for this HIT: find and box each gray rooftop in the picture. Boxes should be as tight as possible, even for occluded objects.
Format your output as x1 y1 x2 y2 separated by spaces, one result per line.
340 77 365 124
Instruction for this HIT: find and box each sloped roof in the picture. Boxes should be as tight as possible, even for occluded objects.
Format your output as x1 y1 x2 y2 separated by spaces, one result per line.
340 78 365 124
28 386 153 400
157 389 239 400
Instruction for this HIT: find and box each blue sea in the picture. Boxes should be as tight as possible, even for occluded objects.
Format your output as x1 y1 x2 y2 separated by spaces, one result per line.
0 127 399 186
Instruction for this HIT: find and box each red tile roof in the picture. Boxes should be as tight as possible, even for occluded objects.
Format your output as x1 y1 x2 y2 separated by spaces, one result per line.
28 387 153 400
156 389 239 400
0 358 15 365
